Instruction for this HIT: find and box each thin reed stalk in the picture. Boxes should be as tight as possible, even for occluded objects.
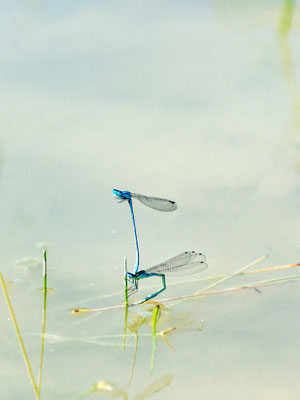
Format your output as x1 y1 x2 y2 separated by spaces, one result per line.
38 249 48 395
173 255 268 307
123 257 129 351
72 272 300 313
0 272 41 400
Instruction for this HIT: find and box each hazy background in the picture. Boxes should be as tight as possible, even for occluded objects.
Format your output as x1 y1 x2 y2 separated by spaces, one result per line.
0 1 299 399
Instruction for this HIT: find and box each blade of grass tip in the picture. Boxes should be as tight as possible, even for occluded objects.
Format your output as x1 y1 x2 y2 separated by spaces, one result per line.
72 304 126 313
173 255 268 306
244 273 300 288
38 249 48 395
0 271 41 400
150 305 160 374
245 262 300 275
123 257 129 352
43 249 47 292
278 0 296 38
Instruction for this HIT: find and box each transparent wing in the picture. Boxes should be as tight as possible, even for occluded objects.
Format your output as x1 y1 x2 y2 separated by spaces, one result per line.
144 251 207 276
131 192 177 212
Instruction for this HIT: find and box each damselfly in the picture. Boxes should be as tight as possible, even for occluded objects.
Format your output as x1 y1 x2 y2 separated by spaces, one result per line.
127 251 208 304
113 189 177 274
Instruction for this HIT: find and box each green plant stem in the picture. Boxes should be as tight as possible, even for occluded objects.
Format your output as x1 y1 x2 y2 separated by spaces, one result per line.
150 305 160 373
0 271 41 400
123 257 129 351
278 0 296 38
38 249 48 395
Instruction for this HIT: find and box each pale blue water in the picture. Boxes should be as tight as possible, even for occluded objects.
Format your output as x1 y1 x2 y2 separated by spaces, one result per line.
0 1 299 399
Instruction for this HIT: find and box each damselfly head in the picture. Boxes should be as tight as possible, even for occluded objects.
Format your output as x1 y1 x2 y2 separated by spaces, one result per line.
112 189 132 202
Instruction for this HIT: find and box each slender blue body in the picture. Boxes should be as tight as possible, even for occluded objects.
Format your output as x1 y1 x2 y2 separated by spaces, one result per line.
113 189 140 274
113 189 207 304
128 199 140 274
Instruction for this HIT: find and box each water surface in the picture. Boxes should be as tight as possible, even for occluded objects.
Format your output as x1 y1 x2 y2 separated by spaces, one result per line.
0 1 299 399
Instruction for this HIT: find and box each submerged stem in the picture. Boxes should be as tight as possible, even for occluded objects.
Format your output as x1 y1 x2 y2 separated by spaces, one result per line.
150 305 160 373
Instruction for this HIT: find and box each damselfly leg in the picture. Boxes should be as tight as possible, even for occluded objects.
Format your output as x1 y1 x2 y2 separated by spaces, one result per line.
134 272 166 305
127 274 139 297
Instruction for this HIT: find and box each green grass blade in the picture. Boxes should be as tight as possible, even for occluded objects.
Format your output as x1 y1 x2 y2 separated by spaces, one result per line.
0 271 41 400
38 249 48 395
123 257 129 352
150 305 160 374
278 0 296 38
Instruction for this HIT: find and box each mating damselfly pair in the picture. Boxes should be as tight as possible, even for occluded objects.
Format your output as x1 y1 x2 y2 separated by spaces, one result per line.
113 189 208 304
